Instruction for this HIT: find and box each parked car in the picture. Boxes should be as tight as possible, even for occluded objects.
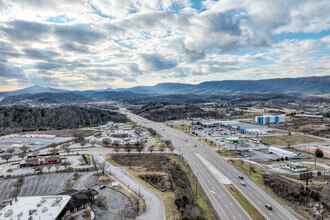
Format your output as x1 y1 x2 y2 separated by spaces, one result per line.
100 185 106 189
34 168 41 172
265 204 272 210
6 175 11 178
241 182 246 186
0 175 4 179
239 176 244 179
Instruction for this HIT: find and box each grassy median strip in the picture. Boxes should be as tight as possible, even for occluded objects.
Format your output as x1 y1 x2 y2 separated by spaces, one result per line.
226 185 265 220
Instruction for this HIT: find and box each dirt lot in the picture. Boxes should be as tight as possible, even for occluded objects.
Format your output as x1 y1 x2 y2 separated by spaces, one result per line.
278 119 330 138
260 134 325 146
23 129 96 137
108 153 217 220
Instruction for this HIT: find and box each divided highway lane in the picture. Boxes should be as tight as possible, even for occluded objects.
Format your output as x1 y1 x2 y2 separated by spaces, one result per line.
123 110 250 220
122 109 298 220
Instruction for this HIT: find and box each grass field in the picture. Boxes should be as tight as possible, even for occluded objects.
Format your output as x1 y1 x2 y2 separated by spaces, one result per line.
260 134 324 146
79 126 101 131
121 122 136 126
216 150 240 158
226 185 265 220
301 163 325 170
81 154 91 165
201 138 221 148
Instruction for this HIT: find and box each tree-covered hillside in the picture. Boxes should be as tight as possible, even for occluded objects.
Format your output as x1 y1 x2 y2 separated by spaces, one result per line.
0 106 128 135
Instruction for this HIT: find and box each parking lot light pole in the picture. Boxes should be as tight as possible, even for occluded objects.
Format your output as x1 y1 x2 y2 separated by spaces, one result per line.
249 156 252 175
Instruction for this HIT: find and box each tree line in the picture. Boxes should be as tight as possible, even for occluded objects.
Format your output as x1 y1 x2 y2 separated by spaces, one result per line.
0 106 128 135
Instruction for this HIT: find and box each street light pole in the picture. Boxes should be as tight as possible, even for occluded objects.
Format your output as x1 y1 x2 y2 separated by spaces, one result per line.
249 156 252 175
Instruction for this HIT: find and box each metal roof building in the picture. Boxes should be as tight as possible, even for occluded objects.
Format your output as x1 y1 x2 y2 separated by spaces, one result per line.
268 146 299 159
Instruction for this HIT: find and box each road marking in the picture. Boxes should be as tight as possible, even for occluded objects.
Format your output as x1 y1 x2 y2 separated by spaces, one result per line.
195 153 231 185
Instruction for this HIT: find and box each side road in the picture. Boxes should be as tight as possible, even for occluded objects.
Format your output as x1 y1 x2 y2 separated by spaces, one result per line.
94 155 165 220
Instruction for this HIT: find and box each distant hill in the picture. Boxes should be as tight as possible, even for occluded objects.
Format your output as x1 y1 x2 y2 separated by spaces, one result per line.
0 76 329 104
0 91 148 105
0 85 67 97
116 76 330 95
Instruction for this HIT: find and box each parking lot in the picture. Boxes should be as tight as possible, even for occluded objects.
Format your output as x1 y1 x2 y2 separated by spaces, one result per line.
91 186 135 220
0 172 98 201
0 136 72 153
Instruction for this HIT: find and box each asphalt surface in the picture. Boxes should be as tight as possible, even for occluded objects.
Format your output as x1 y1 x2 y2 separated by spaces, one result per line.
0 172 98 201
122 109 298 220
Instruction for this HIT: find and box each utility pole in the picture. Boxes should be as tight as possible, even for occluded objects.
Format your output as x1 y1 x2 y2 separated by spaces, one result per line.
179 146 181 162
195 172 198 197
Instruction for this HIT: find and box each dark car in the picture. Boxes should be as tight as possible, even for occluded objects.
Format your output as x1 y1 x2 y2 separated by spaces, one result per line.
239 176 244 179
265 204 272 210
6 175 12 178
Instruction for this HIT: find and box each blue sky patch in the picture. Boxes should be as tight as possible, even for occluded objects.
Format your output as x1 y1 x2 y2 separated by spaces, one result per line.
47 15 74 23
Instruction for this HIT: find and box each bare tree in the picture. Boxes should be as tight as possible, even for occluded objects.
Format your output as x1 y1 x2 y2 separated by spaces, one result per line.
136 143 144 154
47 164 53 172
48 143 57 150
1 154 12 163
113 140 120 148
124 145 132 154
169 145 175 154
159 145 166 154
164 139 172 147
65 146 71 155
80 141 86 147
98 161 107 175
55 163 61 171
18 151 27 160
91 156 98 172
148 146 154 154
49 148 59 155
90 139 96 147
102 138 111 147
73 131 85 143
114 147 120 154
6 148 15 154
19 145 29 153
62 161 72 170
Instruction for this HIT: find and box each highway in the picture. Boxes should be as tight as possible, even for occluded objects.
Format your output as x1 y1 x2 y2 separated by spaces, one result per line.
121 109 298 220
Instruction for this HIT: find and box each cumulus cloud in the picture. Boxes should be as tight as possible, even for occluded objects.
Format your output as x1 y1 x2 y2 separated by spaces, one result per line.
0 0 329 91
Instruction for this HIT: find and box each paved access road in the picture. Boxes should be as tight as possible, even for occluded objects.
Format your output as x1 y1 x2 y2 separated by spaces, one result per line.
121 109 298 220
94 155 164 220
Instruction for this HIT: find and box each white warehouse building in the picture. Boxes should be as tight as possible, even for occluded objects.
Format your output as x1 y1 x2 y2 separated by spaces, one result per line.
268 146 299 159
255 115 285 125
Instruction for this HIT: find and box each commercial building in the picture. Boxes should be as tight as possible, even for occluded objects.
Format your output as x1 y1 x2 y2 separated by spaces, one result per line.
283 161 307 172
268 147 299 159
294 114 324 120
0 195 71 220
255 115 285 125
224 137 240 143
305 146 330 158
0 189 98 220
21 152 61 167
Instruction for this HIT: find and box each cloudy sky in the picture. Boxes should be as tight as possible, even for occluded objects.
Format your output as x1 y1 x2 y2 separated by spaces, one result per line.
0 0 329 91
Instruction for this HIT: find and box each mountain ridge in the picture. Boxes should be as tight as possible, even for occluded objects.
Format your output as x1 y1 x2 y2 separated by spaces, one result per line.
1 76 329 98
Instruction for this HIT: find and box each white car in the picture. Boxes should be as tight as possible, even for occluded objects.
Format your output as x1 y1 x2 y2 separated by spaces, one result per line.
241 182 246 186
